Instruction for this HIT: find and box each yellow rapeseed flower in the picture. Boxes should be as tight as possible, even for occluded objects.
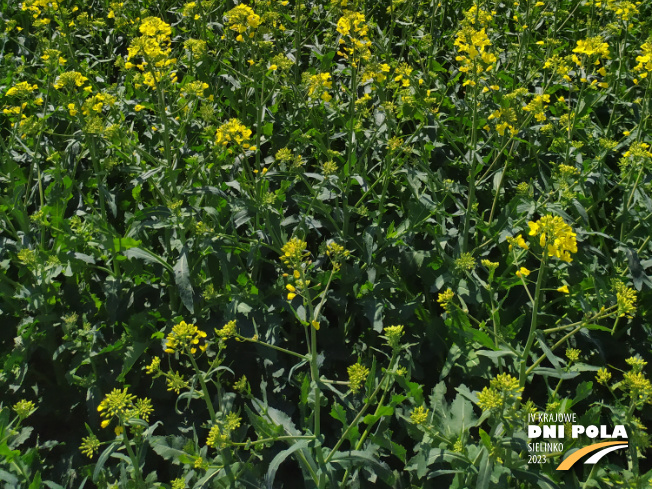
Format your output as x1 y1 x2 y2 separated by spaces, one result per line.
347 362 370 393
5 81 38 97
164 320 208 354
215 119 253 149
527 215 577 262
516 267 530 278
410 406 429 425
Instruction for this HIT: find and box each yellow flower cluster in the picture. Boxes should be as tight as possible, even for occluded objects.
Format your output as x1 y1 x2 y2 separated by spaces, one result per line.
145 356 161 375
336 11 371 64
184 38 207 58
13 399 36 419
216 319 238 339
454 25 497 85
181 1 200 19
507 234 529 251
605 0 639 21
347 362 369 393
634 42 652 78
454 252 476 271
522 94 551 122
139 16 172 39
477 386 502 411
487 107 518 136
619 141 652 172
215 118 253 150
361 62 390 84
5 81 38 97
622 370 652 405
79 434 100 458
54 71 89 90
410 406 429 425
41 49 66 67
543 54 573 83
437 288 455 311
21 0 58 18
280 238 313 308
463 5 494 26
612 280 637 318
97 387 153 429
325 241 351 266
393 63 413 87
527 215 577 262
80 92 117 116
566 348 581 363
383 324 404 350
481 259 499 270
206 413 242 448
596 367 612 385
477 373 523 413
279 237 309 270
306 72 333 102
625 356 647 372
225 4 261 42
126 17 175 89
182 80 209 98
572 36 610 60
166 371 189 393
164 320 208 354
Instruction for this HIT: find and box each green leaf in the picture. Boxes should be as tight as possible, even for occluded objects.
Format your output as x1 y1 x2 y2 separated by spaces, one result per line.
263 440 312 489
118 341 148 382
123 247 173 272
570 381 593 408
93 441 120 482
330 449 395 485
446 391 478 437
536 331 562 372
149 436 192 464
475 448 492 489
330 403 347 425
28 471 41 489
113 237 141 251
173 247 194 313
478 429 492 451
363 405 394 425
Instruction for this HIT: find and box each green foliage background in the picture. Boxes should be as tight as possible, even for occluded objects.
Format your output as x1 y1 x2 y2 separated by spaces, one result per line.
0 0 651 487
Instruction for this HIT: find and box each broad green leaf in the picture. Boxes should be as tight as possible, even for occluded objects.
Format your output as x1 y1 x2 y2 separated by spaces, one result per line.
173 247 194 313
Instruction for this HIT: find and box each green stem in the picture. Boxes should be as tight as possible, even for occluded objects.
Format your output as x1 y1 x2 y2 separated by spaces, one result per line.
342 65 358 238
341 369 394 486
121 426 144 486
231 435 316 447
526 324 583 376
324 353 397 464
519 254 547 388
240 336 307 360
310 324 320 439
461 83 479 253
620 165 644 242
542 306 617 334
188 352 216 423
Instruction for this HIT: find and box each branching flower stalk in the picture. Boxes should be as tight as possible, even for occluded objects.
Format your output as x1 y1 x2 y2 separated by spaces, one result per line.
187 351 216 423
518 252 547 389
121 427 144 487
342 64 358 238
324 351 399 465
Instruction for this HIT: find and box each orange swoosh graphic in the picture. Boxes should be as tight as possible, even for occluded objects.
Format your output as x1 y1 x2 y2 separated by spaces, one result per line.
556 441 628 470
